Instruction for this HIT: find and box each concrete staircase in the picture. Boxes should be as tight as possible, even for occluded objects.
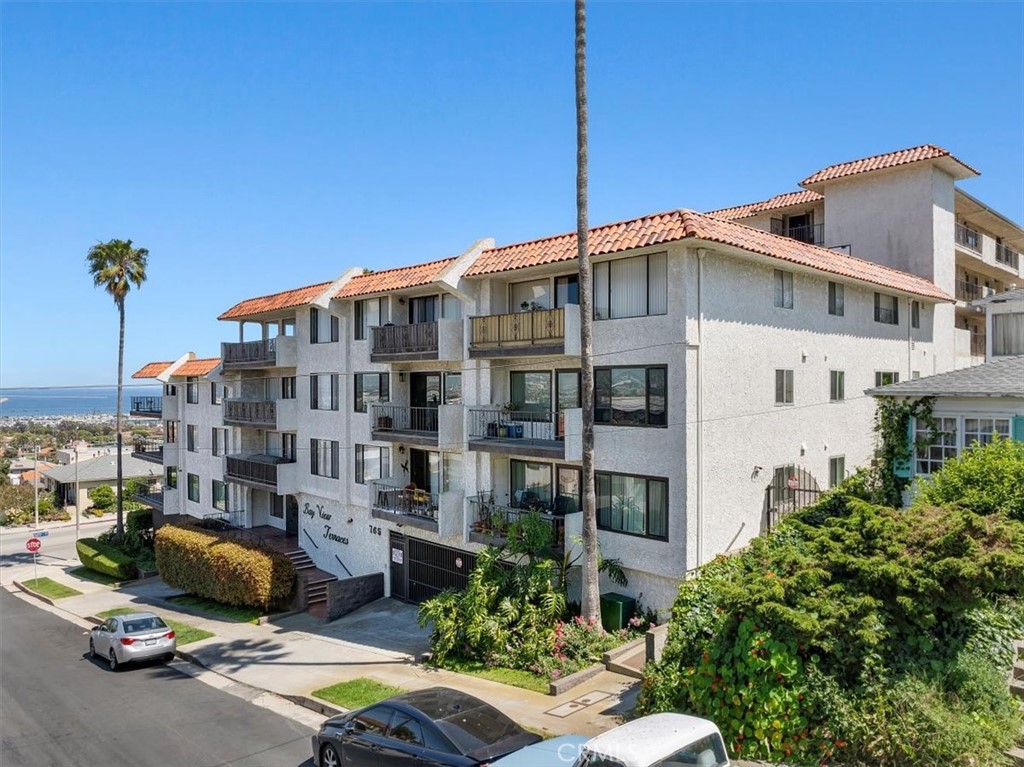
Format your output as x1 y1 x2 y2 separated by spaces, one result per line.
284 548 337 621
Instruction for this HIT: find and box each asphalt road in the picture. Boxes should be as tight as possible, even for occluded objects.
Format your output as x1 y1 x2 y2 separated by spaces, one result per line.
0 588 315 767
0 521 113 584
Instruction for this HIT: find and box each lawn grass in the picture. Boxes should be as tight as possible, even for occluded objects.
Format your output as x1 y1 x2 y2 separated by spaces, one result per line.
313 678 405 710
68 566 123 586
22 577 83 599
97 607 214 646
168 595 263 624
437 658 550 694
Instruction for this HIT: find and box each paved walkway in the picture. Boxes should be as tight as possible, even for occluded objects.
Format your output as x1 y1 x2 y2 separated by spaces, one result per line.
4 526 640 739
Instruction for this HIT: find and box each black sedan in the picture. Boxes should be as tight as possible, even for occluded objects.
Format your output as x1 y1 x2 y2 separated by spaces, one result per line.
311 687 542 767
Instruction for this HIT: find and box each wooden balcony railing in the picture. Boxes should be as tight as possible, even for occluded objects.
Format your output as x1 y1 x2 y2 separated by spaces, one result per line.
470 308 565 350
372 405 439 434
371 323 438 356
224 455 293 488
223 399 277 427
222 338 277 368
129 396 162 416
370 479 438 521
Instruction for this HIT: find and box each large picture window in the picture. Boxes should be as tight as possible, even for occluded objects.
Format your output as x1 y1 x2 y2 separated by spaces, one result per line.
355 445 390 485
311 438 340 479
510 371 552 414
596 472 668 540
354 373 390 413
593 252 667 320
992 313 1024 356
594 366 666 426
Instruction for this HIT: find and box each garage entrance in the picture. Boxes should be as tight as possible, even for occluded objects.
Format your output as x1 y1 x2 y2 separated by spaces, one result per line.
388 532 484 605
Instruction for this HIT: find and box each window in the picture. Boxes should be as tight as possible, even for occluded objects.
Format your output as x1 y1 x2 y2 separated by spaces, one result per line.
911 300 921 329
352 705 393 735
596 472 668 540
828 281 844 316
354 298 387 340
281 433 297 461
511 279 551 311
186 376 199 404
775 369 794 405
186 424 198 452
281 318 296 336
388 715 424 746
874 292 899 325
912 371 921 380
355 445 390 484
311 438 340 478
187 473 200 503
875 371 900 387
442 453 462 493
915 417 957 475
555 274 580 307
963 417 1010 448
281 376 296 399
829 371 845 402
354 373 390 412
408 295 438 324
211 428 227 457
210 382 223 405
165 466 178 489
270 494 284 518
443 373 462 404
829 456 846 488
510 460 553 508
594 366 667 426
164 383 177 396
310 373 340 411
774 269 794 309
992 313 1024 356
510 371 552 414
593 252 667 319
212 479 227 511
309 307 339 344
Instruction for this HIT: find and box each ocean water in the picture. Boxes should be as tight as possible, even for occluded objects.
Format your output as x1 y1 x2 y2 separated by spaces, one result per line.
0 386 162 419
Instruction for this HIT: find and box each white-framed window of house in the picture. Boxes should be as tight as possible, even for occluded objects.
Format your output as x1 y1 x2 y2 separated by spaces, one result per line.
442 452 462 493
310 373 340 411
828 281 844 316
355 298 388 340
311 438 339 479
186 376 199 404
354 444 390 485
774 269 794 309
165 420 178 444
829 456 846 488
211 382 224 405
211 427 228 457
511 279 551 312
441 293 463 319
212 479 227 511
911 300 921 329
354 373 390 412
444 373 462 404
875 371 900 387
187 473 200 503
874 292 899 325
186 424 198 453
165 465 178 489
915 416 958 476
775 369 794 405
963 417 1011 448
282 376 297 399
594 366 667 426
309 307 339 344
593 252 668 320
829 371 845 402
596 471 668 541
992 312 1024 356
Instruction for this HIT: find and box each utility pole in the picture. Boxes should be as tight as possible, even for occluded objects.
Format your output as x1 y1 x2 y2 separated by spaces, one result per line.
33 444 39 530
74 443 80 540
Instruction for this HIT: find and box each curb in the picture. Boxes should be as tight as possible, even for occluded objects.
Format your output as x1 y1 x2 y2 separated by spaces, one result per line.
12 580 58 606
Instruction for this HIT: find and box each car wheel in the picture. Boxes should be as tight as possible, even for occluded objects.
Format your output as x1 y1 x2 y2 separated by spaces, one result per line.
108 649 120 671
89 639 97 659
320 744 341 767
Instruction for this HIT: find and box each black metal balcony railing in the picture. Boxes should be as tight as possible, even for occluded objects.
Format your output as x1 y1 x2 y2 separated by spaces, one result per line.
224 455 293 488
371 323 438 356
467 408 564 444
372 405 439 434
996 243 1021 270
784 223 824 246
223 399 277 427
129 396 162 416
956 223 981 252
370 479 438 521
222 338 277 368
955 280 991 302
470 308 566 350
132 439 163 463
467 494 565 550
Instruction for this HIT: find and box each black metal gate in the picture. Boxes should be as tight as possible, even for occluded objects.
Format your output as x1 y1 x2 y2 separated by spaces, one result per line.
388 533 484 605
764 465 822 531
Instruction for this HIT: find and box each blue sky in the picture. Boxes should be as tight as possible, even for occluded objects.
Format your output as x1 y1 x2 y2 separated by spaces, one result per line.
2 1 1022 388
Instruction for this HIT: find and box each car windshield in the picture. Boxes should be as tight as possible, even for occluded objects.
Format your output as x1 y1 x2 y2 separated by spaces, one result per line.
434 706 522 753
650 734 730 767
122 617 168 634
572 750 627 767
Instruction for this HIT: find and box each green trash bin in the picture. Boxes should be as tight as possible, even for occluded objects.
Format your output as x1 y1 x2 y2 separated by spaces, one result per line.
599 592 636 632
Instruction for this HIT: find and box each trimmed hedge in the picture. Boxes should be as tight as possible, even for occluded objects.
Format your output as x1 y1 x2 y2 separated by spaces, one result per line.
155 525 295 610
77 537 137 580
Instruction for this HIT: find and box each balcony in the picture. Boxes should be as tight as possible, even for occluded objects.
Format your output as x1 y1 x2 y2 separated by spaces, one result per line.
222 338 277 369
956 224 1022 277
956 223 981 253
996 243 1021 271
223 399 277 429
771 221 824 246
371 405 439 446
132 438 163 464
469 306 580 359
955 280 995 303
467 493 565 551
129 396 162 418
369 479 439 532
132 490 163 511
467 408 567 460
224 454 295 490
371 322 438 362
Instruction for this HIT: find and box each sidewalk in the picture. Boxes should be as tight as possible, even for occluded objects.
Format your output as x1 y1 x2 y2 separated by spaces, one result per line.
7 562 640 739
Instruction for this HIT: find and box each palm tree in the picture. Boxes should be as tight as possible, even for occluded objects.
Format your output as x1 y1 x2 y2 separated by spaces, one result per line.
87 239 149 542
575 0 600 622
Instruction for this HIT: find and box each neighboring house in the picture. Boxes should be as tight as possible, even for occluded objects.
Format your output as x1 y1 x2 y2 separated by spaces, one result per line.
54 442 131 466
13 463 56 489
42 454 162 509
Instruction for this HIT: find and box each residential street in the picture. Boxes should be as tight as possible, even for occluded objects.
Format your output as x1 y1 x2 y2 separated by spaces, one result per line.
0 518 112 584
0 588 315 767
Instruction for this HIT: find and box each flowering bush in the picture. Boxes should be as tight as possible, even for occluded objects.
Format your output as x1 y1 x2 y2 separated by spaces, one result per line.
528 614 651 678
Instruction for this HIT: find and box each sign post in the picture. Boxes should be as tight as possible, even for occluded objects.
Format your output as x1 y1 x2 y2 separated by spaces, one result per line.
26 537 42 583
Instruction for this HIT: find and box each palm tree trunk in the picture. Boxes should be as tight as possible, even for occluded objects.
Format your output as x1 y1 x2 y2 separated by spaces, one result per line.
575 0 600 623
115 297 125 542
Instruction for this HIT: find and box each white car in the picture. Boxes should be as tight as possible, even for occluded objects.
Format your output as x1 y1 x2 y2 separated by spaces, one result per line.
89 612 176 671
573 713 730 767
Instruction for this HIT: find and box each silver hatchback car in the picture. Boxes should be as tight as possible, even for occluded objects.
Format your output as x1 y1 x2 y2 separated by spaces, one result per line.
89 613 176 671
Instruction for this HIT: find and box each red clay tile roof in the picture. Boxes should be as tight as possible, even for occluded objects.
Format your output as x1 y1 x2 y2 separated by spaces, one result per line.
335 258 458 299
466 209 952 302
800 144 979 187
174 358 221 377
132 361 174 379
218 281 333 321
706 190 824 221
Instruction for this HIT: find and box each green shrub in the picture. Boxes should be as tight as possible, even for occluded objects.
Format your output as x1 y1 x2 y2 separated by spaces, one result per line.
76 537 136 579
89 485 115 510
914 434 1024 519
155 525 295 610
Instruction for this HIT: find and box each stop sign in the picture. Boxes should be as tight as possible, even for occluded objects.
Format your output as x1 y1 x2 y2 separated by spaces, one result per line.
25 537 42 553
